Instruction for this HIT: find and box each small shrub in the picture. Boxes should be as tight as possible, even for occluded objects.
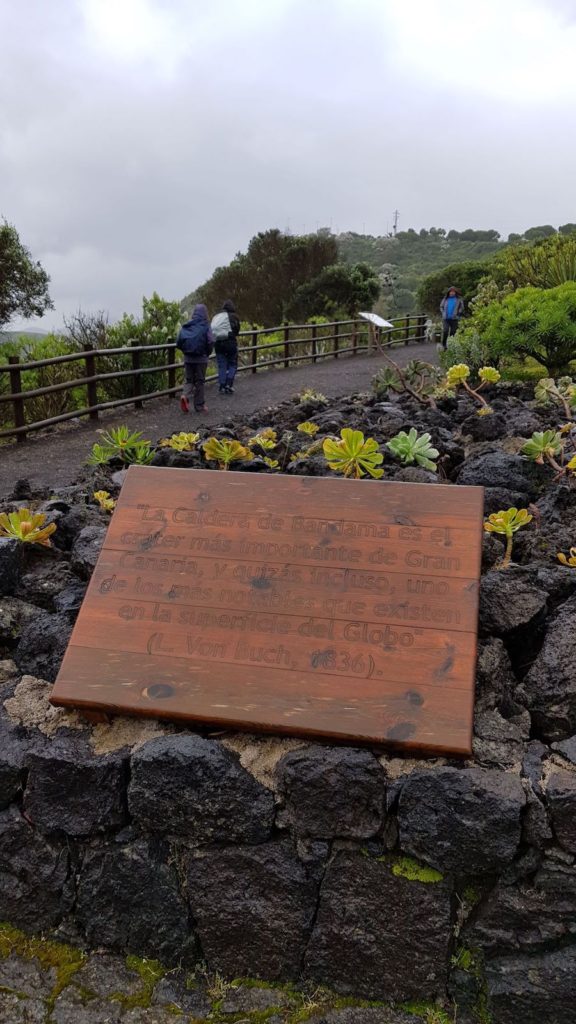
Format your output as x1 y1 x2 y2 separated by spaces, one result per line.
467 282 576 376
0 509 56 546
323 428 384 479
442 323 503 374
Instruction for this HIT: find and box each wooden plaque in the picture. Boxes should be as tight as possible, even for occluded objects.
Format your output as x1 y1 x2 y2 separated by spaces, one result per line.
50 466 484 755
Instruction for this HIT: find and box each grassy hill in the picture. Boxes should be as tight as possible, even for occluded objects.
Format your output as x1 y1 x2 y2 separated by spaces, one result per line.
336 230 504 316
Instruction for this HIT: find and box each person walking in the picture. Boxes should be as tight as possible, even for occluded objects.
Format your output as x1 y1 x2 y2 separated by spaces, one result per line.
439 286 464 349
211 299 240 394
176 304 214 414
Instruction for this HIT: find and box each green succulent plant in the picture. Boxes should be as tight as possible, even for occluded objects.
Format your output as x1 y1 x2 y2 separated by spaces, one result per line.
521 430 563 465
372 366 403 397
203 437 253 470
323 428 384 479
478 366 501 384
445 362 497 414
248 432 277 451
93 490 116 513
483 507 533 569
0 509 57 547
126 441 155 465
372 357 441 408
386 428 439 471
298 388 328 406
297 421 320 435
159 432 200 451
558 547 576 567
87 426 154 466
86 443 112 465
446 363 470 386
534 377 576 419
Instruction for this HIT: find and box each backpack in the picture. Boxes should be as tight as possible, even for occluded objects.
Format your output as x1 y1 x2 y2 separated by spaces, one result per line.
211 312 232 340
176 321 208 357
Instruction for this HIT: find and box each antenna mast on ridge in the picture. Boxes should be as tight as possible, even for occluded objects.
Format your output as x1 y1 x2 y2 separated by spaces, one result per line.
392 209 399 235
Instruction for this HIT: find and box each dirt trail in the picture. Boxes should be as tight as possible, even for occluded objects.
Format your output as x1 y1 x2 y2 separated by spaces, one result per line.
0 344 438 492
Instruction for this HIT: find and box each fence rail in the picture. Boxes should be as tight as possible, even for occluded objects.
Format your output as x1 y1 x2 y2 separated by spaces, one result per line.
0 314 426 441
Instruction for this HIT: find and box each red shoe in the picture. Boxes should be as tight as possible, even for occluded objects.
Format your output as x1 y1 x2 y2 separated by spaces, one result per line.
180 395 190 413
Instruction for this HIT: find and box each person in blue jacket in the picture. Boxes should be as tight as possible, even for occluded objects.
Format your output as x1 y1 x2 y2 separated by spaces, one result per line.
439 287 465 349
176 304 214 413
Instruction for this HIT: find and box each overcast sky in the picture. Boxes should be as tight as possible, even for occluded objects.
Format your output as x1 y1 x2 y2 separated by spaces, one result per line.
2 0 576 330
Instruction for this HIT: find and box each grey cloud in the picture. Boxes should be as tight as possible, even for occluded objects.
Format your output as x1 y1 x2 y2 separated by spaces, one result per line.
1 0 575 329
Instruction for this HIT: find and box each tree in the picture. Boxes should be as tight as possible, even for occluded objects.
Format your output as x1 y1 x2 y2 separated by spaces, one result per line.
0 220 53 329
507 233 523 243
417 260 494 315
471 282 576 375
458 228 500 242
523 225 557 241
63 309 109 350
189 230 339 326
287 262 380 320
559 223 576 236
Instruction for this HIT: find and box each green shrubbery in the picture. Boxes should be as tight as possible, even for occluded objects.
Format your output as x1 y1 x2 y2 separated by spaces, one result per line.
0 294 182 431
450 282 576 376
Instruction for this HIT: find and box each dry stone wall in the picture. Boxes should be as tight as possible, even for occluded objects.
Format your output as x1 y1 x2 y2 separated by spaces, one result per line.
1 385 576 1024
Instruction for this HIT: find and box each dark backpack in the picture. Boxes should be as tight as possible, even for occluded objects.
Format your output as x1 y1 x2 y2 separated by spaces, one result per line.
176 320 208 357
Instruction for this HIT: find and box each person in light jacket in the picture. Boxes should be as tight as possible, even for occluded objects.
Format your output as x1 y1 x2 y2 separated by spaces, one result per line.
211 299 241 394
176 304 213 414
439 287 465 349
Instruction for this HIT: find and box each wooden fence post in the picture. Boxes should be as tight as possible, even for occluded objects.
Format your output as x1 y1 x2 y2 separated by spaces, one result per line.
334 321 339 358
251 328 258 373
8 356 26 443
416 314 426 345
131 341 143 409
311 324 318 363
283 324 290 368
83 345 99 420
352 322 358 355
404 315 411 344
168 345 177 397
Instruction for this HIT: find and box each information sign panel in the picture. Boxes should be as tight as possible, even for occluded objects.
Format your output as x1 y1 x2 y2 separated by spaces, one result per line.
50 467 483 754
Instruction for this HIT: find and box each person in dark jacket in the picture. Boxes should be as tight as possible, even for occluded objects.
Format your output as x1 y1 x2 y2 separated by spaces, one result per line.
439 287 465 349
176 303 214 413
211 299 240 394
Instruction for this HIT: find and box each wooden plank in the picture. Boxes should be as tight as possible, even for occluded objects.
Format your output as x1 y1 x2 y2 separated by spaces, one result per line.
50 466 484 755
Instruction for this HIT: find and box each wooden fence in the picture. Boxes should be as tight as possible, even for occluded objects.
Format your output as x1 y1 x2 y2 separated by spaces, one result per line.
0 314 427 442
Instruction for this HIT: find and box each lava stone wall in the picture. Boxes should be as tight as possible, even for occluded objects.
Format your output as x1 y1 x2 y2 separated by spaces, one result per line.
2 650 576 1024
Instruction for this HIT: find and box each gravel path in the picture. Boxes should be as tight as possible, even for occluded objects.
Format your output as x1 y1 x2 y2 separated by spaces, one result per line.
0 344 437 492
